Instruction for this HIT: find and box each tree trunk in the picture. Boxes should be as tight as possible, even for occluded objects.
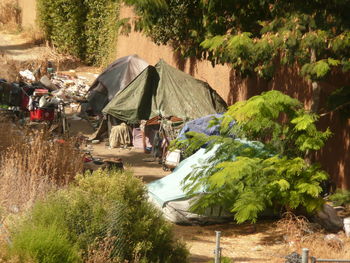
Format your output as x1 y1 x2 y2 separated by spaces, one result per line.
310 48 321 113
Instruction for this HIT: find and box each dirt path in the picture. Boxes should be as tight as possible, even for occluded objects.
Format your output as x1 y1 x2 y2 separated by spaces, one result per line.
0 32 48 61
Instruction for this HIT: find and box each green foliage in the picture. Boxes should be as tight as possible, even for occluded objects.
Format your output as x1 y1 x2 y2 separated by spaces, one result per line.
175 91 331 223
124 0 205 57
9 170 189 263
37 0 120 66
126 0 350 81
37 0 87 58
84 0 120 66
329 190 350 206
11 225 81 263
327 86 350 118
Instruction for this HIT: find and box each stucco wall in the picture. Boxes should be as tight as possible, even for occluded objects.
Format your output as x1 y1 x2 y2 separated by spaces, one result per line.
18 0 37 27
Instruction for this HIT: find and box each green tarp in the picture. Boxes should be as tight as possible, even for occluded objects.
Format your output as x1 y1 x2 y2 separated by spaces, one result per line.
103 60 227 123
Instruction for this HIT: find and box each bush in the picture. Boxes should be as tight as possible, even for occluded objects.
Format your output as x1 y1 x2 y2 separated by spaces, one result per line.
37 0 120 65
329 190 350 206
9 170 189 263
11 225 80 263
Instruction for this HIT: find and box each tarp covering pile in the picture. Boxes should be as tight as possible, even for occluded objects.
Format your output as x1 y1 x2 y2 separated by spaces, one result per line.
88 55 149 114
148 145 232 224
103 59 227 123
177 113 224 140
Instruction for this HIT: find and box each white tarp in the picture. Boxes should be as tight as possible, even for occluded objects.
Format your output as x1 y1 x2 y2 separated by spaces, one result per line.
148 145 232 224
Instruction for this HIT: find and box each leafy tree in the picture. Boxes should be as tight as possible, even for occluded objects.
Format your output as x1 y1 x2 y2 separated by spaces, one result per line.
173 91 331 223
124 0 350 113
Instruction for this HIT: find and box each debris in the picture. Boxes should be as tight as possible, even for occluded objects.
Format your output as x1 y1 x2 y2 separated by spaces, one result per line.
19 69 35 81
68 114 82 121
103 158 124 171
39 75 57 91
344 217 350 237
251 245 263 251
285 252 301 263
50 73 90 103
312 204 344 232
324 234 344 250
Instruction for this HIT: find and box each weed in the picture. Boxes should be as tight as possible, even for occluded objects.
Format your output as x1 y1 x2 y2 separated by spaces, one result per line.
276 212 350 259
0 0 21 31
329 190 350 207
0 129 83 213
11 224 81 263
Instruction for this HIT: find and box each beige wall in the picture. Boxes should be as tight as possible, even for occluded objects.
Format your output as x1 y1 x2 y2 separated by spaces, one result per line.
18 0 37 27
116 5 232 102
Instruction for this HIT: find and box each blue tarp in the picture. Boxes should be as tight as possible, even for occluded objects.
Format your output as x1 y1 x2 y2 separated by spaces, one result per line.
177 114 223 140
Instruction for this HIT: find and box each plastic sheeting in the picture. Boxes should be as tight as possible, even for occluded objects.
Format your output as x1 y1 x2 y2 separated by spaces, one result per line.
103 59 227 123
177 113 224 140
148 146 218 207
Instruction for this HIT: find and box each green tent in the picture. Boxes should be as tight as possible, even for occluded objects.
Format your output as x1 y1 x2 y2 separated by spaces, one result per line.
102 59 227 123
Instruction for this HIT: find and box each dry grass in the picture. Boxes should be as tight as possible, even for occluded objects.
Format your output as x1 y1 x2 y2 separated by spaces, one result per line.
0 0 21 31
277 212 350 260
0 126 83 213
0 116 24 154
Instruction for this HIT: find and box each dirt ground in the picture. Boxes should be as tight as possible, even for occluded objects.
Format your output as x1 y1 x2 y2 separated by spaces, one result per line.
0 31 343 263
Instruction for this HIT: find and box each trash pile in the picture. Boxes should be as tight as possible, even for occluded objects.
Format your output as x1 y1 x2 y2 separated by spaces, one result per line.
0 65 92 128
51 74 90 103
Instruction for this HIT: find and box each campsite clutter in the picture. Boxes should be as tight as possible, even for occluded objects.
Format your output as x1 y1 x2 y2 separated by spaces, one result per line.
0 54 228 182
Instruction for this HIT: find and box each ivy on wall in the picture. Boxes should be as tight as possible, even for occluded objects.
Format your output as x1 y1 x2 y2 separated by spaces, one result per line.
37 0 120 66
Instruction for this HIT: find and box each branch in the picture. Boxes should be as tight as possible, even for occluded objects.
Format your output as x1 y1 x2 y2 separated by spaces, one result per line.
319 101 350 117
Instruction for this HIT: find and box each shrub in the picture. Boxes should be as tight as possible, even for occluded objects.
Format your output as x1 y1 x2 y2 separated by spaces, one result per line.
37 0 120 66
329 190 350 207
9 170 189 263
11 225 80 263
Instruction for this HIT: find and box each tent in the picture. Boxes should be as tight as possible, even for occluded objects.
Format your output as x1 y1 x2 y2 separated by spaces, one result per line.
88 55 149 114
102 59 227 123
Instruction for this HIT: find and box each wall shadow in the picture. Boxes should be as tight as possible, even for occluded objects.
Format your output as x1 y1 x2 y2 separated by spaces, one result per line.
226 64 350 188
173 49 186 71
172 50 198 76
227 69 269 105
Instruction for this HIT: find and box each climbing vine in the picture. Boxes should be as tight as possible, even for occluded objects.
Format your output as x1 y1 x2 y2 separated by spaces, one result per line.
37 0 120 66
